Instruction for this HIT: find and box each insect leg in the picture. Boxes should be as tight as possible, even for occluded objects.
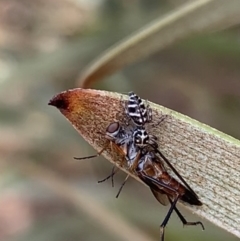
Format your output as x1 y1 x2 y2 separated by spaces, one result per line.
150 114 168 129
139 173 183 241
159 195 179 241
74 143 109 160
98 166 120 187
115 174 129 198
129 151 142 172
170 198 205 230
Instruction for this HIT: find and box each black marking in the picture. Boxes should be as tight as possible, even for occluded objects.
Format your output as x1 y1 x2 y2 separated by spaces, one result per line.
126 92 152 126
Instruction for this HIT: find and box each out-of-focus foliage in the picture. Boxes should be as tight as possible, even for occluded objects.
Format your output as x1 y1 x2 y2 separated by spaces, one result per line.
0 0 239 241
79 0 240 88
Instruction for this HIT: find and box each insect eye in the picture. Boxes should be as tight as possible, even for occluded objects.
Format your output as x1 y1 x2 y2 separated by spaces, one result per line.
106 122 119 134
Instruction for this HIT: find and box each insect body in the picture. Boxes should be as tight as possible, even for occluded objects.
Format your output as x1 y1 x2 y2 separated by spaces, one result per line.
133 126 158 149
125 91 152 126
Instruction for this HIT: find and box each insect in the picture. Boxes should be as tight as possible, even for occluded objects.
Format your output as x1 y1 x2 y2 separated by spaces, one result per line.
124 91 152 126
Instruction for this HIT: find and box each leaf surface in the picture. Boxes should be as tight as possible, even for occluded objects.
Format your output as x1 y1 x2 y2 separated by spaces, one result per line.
49 88 240 238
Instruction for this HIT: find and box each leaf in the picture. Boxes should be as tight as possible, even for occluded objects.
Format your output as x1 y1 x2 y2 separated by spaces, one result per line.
49 88 240 238
78 0 240 88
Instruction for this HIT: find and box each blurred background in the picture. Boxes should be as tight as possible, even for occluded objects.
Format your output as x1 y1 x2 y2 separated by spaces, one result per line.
0 0 239 241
